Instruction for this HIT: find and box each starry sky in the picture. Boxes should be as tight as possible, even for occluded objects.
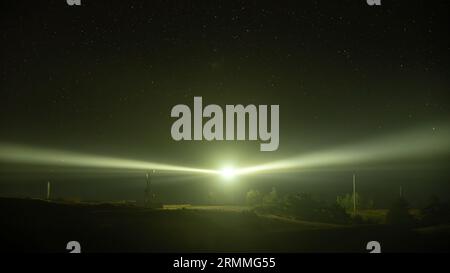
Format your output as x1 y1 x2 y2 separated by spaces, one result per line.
1 0 449 203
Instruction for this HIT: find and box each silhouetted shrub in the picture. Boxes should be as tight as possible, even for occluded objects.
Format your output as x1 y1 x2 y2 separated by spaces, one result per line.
350 214 365 225
421 195 450 226
285 193 351 224
322 203 351 224
337 193 374 211
386 197 415 227
246 189 263 206
262 187 279 205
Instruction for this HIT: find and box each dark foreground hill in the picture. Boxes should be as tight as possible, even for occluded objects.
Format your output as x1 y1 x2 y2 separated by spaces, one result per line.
0 198 449 252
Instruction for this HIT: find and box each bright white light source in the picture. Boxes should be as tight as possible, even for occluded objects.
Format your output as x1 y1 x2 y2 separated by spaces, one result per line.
220 167 236 179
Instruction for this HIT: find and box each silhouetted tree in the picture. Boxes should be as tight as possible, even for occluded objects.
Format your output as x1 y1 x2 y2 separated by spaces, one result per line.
386 197 415 226
325 203 351 224
246 189 262 206
422 195 450 225
286 193 351 224
285 193 323 221
336 193 374 211
263 187 279 205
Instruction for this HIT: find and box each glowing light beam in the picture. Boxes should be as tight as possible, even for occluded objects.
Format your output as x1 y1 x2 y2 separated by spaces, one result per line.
0 143 218 175
220 167 236 179
0 125 448 179
235 124 450 176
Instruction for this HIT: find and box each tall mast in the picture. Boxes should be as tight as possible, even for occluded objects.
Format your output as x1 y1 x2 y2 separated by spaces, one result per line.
353 174 356 215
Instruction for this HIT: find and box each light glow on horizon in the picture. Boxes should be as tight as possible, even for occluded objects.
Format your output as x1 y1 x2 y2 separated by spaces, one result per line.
220 167 236 180
0 125 449 179
0 143 218 175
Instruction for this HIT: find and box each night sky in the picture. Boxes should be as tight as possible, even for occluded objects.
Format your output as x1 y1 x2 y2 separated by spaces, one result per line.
1 0 449 204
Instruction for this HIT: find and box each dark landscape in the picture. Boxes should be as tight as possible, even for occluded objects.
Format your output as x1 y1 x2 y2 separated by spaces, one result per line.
2 197 449 253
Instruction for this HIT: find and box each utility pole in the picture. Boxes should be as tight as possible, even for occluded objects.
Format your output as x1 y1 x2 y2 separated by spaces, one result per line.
144 173 151 207
47 181 51 200
144 170 156 207
353 174 356 215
